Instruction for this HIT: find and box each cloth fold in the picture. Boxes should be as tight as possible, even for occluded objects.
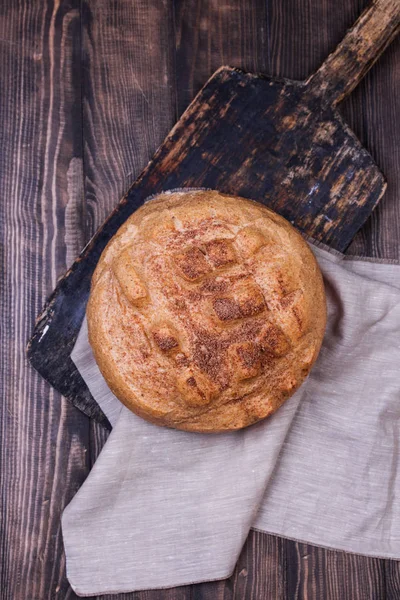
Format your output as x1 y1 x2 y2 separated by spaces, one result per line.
62 243 400 597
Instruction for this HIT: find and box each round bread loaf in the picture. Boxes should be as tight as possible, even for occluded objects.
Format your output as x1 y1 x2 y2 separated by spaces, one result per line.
87 190 326 432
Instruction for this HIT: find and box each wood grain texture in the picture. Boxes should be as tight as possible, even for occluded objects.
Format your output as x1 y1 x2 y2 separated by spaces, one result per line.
81 0 177 234
0 1 89 599
386 559 400 599
174 0 270 116
2 0 400 599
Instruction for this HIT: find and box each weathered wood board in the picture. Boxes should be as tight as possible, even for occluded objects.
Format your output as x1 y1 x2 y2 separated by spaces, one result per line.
28 0 400 428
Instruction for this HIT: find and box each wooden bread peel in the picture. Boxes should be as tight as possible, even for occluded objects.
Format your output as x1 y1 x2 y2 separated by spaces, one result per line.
28 0 400 428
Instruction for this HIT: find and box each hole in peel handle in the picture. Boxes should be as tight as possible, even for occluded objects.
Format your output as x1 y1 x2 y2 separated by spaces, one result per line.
305 0 400 107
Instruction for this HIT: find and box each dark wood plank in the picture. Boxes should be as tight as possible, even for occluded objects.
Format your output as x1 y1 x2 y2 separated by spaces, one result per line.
79 0 177 598
224 530 288 599
0 1 90 599
284 540 386 600
174 0 270 117
81 0 177 234
385 560 400 599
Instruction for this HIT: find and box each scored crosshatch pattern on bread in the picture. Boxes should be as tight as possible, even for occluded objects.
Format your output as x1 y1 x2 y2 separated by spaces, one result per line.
87 190 326 432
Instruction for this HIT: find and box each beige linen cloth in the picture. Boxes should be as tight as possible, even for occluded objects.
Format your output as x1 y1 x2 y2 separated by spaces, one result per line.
62 243 400 597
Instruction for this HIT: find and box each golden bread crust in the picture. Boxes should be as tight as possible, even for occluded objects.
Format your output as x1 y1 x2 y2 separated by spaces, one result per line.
87 190 326 432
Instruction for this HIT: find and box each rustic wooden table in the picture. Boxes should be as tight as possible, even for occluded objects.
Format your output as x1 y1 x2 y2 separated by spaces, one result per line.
1 1 399 599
